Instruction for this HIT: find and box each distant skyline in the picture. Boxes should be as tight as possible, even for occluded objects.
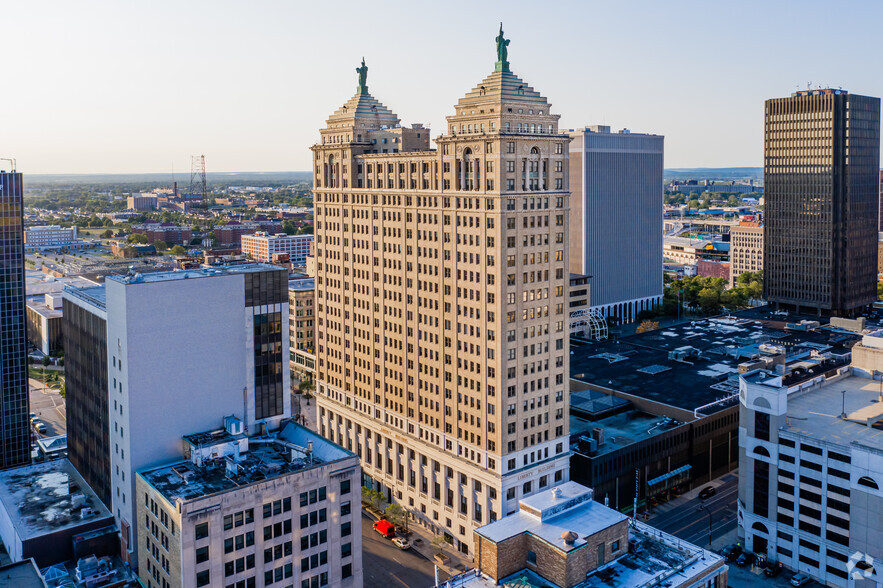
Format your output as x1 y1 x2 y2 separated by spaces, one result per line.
4 0 882 174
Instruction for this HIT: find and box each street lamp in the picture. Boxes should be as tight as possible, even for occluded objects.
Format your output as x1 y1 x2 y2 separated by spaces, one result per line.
698 504 713 547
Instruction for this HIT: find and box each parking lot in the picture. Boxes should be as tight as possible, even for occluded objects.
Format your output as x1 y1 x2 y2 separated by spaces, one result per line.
29 377 66 438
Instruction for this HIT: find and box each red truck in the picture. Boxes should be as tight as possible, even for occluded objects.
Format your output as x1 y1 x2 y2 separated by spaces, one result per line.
372 520 395 538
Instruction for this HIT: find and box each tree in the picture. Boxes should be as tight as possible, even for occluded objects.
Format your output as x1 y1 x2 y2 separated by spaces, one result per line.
697 287 720 314
282 221 297 235
430 535 448 556
101 229 114 238
170 245 186 256
635 320 659 334
385 503 408 531
153 240 169 251
360 486 386 512
298 224 314 235
298 379 315 397
127 233 148 244
41 355 51 367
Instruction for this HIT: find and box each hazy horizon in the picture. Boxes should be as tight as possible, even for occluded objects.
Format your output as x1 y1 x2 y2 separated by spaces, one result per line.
4 0 882 174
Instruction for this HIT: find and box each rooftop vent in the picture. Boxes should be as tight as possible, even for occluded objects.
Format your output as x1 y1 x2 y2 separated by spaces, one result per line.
561 531 578 546
551 487 562 499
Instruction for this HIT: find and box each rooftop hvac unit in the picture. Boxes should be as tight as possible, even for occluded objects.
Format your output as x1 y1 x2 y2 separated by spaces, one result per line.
592 427 605 446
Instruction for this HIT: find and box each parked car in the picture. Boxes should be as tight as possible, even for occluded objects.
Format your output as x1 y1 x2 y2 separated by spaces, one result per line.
391 537 410 550
29 412 37 420
765 562 784 577
791 573 812 586
698 486 716 500
736 552 756 567
29 416 41 425
33 422 47 435
373 520 395 538
719 544 742 562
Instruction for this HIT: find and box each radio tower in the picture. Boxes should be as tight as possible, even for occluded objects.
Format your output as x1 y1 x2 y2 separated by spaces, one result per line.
189 155 207 208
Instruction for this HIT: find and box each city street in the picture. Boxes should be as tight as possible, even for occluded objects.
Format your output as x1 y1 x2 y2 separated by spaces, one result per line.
28 377 66 437
361 513 446 588
645 473 738 549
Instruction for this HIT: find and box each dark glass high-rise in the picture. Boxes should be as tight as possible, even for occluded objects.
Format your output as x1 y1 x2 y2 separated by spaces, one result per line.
764 90 881 316
0 171 31 468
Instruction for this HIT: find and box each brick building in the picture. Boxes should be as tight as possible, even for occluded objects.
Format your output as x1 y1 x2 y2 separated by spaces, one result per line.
469 481 727 588
130 223 193 245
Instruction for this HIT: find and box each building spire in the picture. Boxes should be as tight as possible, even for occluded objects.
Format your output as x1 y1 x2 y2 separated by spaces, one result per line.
356 57 368 95
495 23 510 72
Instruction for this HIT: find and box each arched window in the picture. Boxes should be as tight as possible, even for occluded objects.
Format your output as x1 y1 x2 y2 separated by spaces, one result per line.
859 476 879 490
463 148 473 191
753 446 770 458
753 396 772 409
751 522 769 535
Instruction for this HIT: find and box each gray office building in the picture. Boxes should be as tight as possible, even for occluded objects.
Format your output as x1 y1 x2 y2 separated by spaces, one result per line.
568 126 664 324
0 171 30 469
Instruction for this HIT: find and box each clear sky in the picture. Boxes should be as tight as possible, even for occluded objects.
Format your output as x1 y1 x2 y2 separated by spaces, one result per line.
4 0 882 174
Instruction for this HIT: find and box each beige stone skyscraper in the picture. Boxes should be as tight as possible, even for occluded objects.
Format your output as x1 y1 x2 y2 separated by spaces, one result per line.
312 31 571 555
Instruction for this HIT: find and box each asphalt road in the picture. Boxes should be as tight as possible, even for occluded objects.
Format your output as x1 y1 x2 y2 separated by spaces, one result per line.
361 513 446 588
29 377 66 437
646 474 738 548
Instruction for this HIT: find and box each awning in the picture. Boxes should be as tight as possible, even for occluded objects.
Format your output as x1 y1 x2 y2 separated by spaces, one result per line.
647 464 692 487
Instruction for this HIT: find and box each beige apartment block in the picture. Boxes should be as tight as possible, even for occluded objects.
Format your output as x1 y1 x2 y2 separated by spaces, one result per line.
728 222 763 288
311 34 572 556
136 417 362 588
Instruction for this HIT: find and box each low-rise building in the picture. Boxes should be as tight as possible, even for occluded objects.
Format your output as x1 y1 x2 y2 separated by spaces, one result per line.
0 459 115 568
738 330 883 586
697 259 730 281
130 223 193 246
25 293 64 355
289 278 315 379
466 481 727 588
214 220 285 246
663 236 729 266
23 225 84 252
136 417 362 588
729 222 763 287
569 312 857 511
127 194 158 211
241 233 314 264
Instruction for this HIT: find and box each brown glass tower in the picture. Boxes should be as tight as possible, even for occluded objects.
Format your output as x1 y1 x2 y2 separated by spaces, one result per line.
764 89 880 316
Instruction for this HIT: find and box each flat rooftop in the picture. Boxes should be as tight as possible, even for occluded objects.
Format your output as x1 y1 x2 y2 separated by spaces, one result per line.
581 521 724 588
105 263 282 285
62 285 106 310
476 482 627 551
0 559 45 588
781 373 883 452
25 298 61 320
570 309 859 415
288 278 315 291
571 410 683 458
24 270 96 297
0 459 112 540
141 422 354 504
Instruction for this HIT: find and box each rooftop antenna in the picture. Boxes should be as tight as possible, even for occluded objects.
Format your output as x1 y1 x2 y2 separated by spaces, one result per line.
0 157 16 172
840 390 847 419
806 81 812 91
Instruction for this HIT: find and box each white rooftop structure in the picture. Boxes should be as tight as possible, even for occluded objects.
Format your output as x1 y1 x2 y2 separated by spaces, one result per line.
477 481 626 550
